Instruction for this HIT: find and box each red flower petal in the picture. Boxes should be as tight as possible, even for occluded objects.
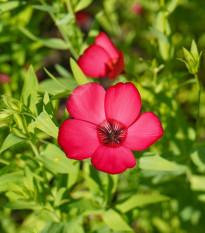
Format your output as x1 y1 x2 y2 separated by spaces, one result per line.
95 32 119 59
58 119 99 160
78 44 111 77
91 145 136 174
123 112 163 150
105 82 141 127
108 51 124 80
67 82 106 125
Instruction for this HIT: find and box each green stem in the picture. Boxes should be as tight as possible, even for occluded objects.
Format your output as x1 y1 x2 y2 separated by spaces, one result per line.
194 74 201 142
28 141 39 156
153 71 157 87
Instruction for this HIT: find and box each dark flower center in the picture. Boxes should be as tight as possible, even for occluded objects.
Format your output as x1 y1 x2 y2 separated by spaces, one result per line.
97 119 127 147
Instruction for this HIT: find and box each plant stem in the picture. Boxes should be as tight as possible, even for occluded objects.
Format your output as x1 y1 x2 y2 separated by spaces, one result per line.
194 74 201 142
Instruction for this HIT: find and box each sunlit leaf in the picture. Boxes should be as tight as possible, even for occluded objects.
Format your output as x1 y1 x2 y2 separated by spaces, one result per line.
191 144 205 172
21 65 38 115
70 58 89 85
19 27 69 50
102 209 133 232
32 4 57 13
190 175 205 191
37 144 76 174
34 111 59 139
116 193 170 213
0 1 25 14
75 0 93 12
0 133 25 154
139 155 186 174
0 171 24 193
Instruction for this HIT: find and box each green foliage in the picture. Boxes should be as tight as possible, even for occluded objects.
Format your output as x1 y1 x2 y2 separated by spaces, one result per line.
0 0 205 232
70 58 89 85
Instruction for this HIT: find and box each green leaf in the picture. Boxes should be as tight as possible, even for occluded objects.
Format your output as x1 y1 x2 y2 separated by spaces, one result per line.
190 175 205 191
150 27 168 43
37 144 76 174
56 14 75 26
40 222 65 233
191 144 205 172
167 0 179 14
0 1 25 14
75 0 93 12
116 194 170 213
0 171 24 193
54 187 67 207
139 155 186 174
6 201 39 210
0 133 25 153
34 111 59 139
32 4 57 13
102 209 133 232
55 64 72 78
183 47 194 63
19 27 69 50
21 65 39 115
38 78 77 96
70 58 89 85
44 68 72 90
191 39 199 60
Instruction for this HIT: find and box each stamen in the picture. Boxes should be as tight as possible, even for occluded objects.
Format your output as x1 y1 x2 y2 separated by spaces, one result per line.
97 119 127 147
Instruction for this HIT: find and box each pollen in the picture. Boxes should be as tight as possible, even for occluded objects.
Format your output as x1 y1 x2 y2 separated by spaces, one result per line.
97 119 127 147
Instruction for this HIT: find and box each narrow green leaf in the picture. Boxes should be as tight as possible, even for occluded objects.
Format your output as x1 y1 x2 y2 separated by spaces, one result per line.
139 155 186 173
191 39 199 60
6 201 39 210
37 144 76 174
70 58 89 85
167 0 179 14
183 47 194 63
55 64 72 78
19 27 69 50
116 194 170 213
38 78 76 96
102 209 133 232
0 1 25 14
75 0 93 12
150 27 168 43
34 111 59 139
56 14 75 26
54 187 67 207
44 68 71 90
21 65 38 115
0 133 24 153
32 4 57 13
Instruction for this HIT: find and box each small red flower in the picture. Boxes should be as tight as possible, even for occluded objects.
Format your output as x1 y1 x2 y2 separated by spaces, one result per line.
78 32 124 80
131 2 143 15
76 11 91 26
58 82 163 174
0 74 10 84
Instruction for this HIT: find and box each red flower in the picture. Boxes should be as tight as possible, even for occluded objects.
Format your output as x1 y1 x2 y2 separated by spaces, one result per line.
78 32 124 80
131 3 143 15
76 11 91 26
58 82 163 174
0 74 10 84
